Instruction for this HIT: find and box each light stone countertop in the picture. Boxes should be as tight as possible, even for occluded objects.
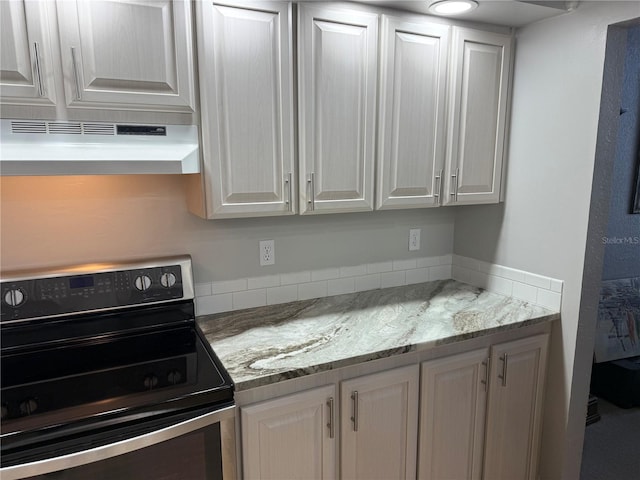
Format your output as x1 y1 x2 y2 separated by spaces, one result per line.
197 279 559 391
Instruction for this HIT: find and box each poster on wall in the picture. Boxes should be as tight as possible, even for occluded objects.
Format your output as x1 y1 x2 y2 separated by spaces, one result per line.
594 277 640 362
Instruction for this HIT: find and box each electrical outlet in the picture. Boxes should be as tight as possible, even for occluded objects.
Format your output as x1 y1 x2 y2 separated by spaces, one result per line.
409 229 421 251
260 240 275 266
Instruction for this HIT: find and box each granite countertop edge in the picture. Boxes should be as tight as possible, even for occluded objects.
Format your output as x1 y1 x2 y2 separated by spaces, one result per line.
197 280 560 391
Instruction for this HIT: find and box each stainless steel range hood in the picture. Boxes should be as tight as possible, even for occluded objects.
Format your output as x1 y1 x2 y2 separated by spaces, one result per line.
0 119 200 176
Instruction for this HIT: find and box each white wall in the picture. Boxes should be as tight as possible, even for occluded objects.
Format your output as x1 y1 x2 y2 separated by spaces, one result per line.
453 3 640 478
0 175 455 281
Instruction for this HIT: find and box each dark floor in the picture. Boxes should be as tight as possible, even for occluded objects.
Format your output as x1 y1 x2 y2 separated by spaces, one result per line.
580 398 640 480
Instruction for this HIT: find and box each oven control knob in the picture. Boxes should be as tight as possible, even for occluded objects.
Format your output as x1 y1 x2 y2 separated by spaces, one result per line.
4 288 25 307
167 370 182 385
19 398 38 416
143 375 159 390
160 272 176 288
134 275 152 292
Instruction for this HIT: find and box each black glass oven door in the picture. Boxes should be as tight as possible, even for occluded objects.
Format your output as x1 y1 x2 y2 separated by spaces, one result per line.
0 406 236 480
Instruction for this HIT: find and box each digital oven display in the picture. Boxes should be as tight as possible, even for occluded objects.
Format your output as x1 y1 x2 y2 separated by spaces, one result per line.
69 275 95 289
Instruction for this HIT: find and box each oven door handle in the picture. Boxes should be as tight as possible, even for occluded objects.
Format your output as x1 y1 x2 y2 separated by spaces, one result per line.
0 405 236 480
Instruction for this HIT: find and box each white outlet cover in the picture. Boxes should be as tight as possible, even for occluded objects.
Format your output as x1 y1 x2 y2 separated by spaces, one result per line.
409 229 421 251
260 240 275 266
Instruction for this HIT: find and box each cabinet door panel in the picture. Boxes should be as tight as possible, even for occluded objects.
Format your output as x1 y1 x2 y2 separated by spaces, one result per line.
484 334 549 480
445 28 511 205
419 349 488 480
242 385 336 480
377 17 448 210
196 0 295 218
341 365 418 480
299 5 377 214
0 0 56 106
56 0 195 112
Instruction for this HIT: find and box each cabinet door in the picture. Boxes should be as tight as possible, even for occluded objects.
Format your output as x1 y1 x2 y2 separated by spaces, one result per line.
444 28 512 205
0 0 56 106
418 348 489 480
298 4 378 214
483 334 549 480
56 0 195 112
341 365 419 480
242 385 337 480
196 0 295 218
377 16 448 210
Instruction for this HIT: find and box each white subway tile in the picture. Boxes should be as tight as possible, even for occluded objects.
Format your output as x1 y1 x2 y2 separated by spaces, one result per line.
512 282 538 303
454 255 479 271
476 260 492 274
452 265 469 283
267 285 299 305
280 271 311 286
212 279 247 294
340 265 367 278
298 281 328 301
366 261 393 274
406 268 429 285
430 264 452 281
195 283 212 297
536 289 562 310
328 277 356 296
381 271 406 288
311 268 340 282
550 279 564 293
393 259 417 271
439 254 453 266
486 275 513 296
247 274 280 290
500 266 526 283
524 272 552 290
232 289 266 310
416 256 439 268
355 274 381 292
196 294 232 316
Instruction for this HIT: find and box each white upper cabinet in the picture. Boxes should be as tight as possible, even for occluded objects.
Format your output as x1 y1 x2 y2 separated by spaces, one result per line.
195 0 295 218
0 0 56 106
376 16 449 210
298 4 378 215
55 0 195 112
444 27 512 205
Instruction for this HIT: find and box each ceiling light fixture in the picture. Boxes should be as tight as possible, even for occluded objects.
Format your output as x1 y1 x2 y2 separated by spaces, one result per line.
428 0 479 16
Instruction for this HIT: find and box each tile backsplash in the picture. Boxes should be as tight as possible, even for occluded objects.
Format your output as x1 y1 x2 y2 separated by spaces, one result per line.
194 253 563 316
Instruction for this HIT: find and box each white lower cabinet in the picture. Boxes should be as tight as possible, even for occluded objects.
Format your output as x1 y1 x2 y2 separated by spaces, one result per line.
341 365 419 480
240 334 548 480
241 385 337 479
418 334 549 480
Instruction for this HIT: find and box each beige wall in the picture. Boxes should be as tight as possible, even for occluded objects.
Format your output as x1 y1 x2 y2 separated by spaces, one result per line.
0 175 456 282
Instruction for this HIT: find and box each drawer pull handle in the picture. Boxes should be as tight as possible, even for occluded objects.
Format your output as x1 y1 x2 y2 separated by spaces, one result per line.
351 391 358 432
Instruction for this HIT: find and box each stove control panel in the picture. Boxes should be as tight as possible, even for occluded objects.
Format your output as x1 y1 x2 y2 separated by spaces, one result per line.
0 256 194 322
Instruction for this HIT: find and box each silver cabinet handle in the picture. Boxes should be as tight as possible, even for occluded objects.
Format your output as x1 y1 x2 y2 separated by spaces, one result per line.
307 173 315 211
481 358 489 392
350 391 358 432
326 397 334 439
285 173 292 211
498 353 508 387
434 169 443 205
450 167 459 202
70 47 82 100
33 42 44 97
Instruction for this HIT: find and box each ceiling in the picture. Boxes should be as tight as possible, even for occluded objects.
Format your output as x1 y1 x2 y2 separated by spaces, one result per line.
359 0 574 27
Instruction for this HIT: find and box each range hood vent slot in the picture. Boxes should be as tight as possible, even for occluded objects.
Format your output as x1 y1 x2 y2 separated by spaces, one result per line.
83 123 116 135
10 121 47 134
48 122 82 135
